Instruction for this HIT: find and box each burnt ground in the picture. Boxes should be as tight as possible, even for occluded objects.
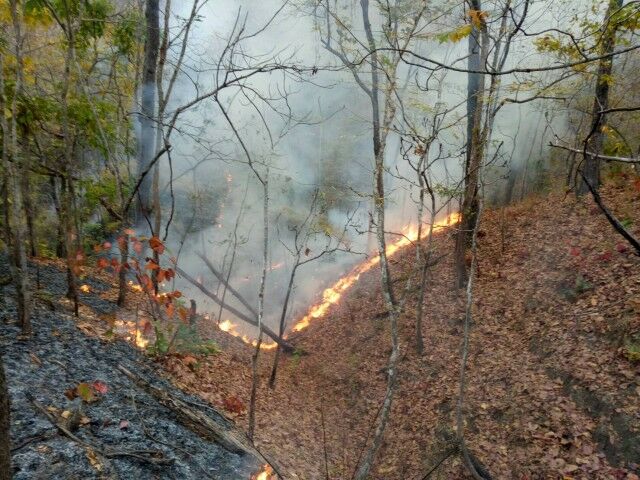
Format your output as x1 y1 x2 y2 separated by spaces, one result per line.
0 259 264 480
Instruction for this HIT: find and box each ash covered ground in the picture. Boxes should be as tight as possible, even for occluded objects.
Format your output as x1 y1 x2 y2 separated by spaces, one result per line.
0 260 263 479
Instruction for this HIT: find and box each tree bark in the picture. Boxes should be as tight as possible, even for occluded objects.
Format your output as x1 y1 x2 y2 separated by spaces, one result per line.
578 0 624 195
137 0 160 221
4 1 31 334
455 0 487 289
0 355 10 480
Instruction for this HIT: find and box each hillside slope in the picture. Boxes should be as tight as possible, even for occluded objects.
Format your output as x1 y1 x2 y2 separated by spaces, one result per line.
165 177 640 480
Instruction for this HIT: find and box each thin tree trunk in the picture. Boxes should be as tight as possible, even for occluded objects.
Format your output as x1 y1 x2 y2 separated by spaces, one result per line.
353 2 399 478
415 190 437 355
0 355 10 480
456 184 488 480
269 262 298 388
248 173 269 442
5 2 31 334
117 234 129 307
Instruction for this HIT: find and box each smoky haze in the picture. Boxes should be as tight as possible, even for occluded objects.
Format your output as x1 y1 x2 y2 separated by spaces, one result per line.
154 0 568 338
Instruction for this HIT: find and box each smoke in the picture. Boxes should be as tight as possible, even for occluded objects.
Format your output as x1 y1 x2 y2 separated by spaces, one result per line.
150 0 570 337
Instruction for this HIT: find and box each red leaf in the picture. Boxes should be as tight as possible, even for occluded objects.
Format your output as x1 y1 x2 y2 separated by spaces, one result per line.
616 243 629 253
92 381 108 395
97 258 109 270
119 419 129 430
149 236 165 255
569 246 581 257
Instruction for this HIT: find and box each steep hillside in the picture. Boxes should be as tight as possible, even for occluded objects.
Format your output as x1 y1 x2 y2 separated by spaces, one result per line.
165 177 640 480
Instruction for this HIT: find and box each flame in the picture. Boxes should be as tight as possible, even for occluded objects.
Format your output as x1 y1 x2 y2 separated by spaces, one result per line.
128 280 143 292
79 284 91 293
212 212 460 349
218 319 278 350
291 212 460 333
252 465 275 480
113 320 150 349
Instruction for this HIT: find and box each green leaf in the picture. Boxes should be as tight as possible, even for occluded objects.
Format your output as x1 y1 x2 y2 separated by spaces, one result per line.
76 382 96 402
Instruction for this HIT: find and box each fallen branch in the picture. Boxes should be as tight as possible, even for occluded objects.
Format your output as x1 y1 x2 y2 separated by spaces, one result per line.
117 365 285 478
581 172 640 255
197 253 258 318
29 395 172 465
117 365 247 454
549 142 640 164
175 266 295 352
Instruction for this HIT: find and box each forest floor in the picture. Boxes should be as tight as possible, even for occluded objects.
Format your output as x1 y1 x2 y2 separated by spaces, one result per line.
162 174 640 480
0 262 267 479
3 174 640 480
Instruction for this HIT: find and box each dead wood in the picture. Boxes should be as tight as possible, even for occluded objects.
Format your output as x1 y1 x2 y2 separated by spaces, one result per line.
117 365 250 453
175 266 295 352
581 172 640 255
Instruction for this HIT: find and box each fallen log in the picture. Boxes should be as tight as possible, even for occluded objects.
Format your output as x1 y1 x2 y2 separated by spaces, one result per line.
175 266 295 352
119 365 247 454
117 366 285 478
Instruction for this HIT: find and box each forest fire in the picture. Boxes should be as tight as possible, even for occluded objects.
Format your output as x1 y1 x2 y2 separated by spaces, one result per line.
113 320 150 349
291 212 460 333
219 319 277 350
215 212 460 347
79 284 91 293
128 280 143 292
251 464 275 480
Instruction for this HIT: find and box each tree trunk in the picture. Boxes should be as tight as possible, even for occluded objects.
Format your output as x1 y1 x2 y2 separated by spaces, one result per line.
137 0 160 221
353 2 400 478
4 2 31 334
269 263 298 388
578 0 623 195
454 0 487 289
0 355 10 480
248 173 269 442
117 234 129 307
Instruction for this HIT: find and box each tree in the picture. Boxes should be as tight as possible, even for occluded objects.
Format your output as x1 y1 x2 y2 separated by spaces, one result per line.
137 0 160 221
0 355 9 480
579 0 625 194
1 0 31 335
315 1 428 476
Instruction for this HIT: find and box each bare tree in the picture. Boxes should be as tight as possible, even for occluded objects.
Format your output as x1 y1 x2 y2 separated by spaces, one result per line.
315 0 428 476
269 190 356 387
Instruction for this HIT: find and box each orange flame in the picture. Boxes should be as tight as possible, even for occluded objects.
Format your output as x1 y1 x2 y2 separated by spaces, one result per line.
79 284 91 293
213 212 460 348
291 212 460 333
252 465 275 480
128 280 143 292
113 320 149 349
218 319 277 350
